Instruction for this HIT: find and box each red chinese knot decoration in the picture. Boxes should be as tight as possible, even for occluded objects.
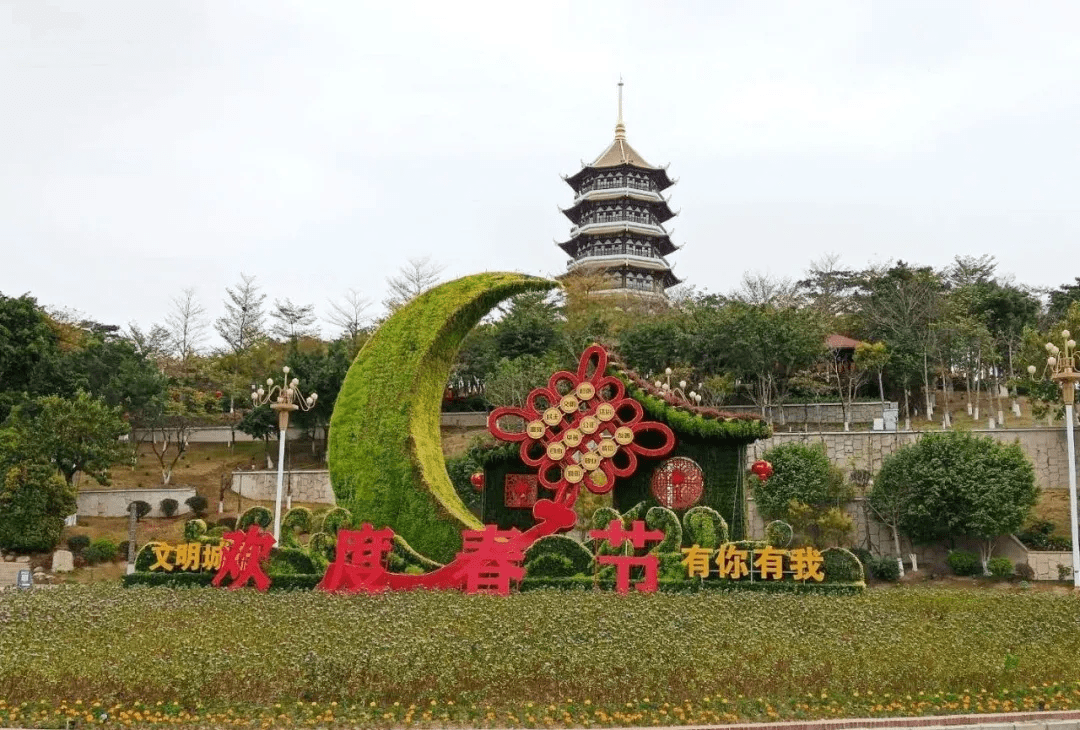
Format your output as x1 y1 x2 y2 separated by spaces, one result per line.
650 456 705 510
488 344 676 507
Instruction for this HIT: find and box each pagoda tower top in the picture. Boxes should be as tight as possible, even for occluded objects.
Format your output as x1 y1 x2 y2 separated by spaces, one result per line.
586 79 657 170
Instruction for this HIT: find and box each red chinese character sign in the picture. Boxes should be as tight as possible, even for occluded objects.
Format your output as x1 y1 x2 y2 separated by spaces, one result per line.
589 519 664 594
212 525 276 591
488 344 676 507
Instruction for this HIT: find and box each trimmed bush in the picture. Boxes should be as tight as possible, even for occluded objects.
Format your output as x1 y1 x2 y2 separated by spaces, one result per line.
183 519 207 542
751 443 846 520
524 535 592 578
327 273 557 563
238 506 272 531
280 507 314 548
947 550 981 577
1015 562 1035 581
645 506 682 554
988 557 1013 578
0 461 76 553
66 534 91 555
159 498 179 518
84 538 118 565
821 547 864 583
682 506 728 549
319 507 352 536
185 495 209 517
132 501 151 521
869 555 900 582
267 547 316 575
765 520 793 548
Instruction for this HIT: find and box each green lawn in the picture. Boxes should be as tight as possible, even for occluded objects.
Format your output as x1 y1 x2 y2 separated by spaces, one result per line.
2 584 1080 727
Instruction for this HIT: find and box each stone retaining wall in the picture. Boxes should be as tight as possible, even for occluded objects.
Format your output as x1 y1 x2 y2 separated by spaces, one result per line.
77 488 196 518
725 401 898 425
231 470 335 505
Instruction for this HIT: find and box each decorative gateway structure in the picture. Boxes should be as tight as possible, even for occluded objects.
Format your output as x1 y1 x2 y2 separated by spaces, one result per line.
482 345 773 537
558 81 681 298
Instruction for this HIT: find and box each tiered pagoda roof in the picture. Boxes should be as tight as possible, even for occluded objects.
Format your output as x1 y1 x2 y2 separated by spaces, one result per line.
557 82 681 296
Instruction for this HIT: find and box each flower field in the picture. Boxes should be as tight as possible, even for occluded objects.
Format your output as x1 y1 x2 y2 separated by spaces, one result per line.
1 584 1080 728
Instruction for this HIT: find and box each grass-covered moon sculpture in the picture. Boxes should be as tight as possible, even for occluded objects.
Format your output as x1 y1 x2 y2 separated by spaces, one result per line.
328 272 558 563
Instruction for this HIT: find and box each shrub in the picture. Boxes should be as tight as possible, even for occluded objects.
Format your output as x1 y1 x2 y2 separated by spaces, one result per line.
183 519 207 542
751 443 849 520
682 506 728 549
988 557 1013 578
238 506 272 531
1015 562 1035 581
1017 519 1072 551
267 547 316 576
217 516 237 530
131 500 151 521
66 534 91 555
84 538 118 565
523 535 592 578
820 547 864 583
116 540 134 562
0 461 77 553
765 520 793 548
319 507 352 536
1059 563 1073 582
947 550 981 577
869 555 900 582
159 498 179 518
645 506 681 553
185 494 209 517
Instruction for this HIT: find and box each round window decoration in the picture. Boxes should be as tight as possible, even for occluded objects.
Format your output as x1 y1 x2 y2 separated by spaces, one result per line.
650 457 705 510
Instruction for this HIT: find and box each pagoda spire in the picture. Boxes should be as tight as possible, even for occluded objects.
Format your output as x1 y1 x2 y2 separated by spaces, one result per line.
615 77 626 141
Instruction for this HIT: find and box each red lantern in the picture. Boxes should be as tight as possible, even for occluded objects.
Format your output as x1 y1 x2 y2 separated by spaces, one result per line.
469 472 485 491
750 459 773 482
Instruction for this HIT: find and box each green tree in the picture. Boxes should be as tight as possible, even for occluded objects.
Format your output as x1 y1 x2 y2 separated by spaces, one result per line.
492 292 561 361
237 403 277 468
0 460 76 553
2 392 128 486
0 293 69 418
484 355 559 408
874 431 1038 573
751 442 852 546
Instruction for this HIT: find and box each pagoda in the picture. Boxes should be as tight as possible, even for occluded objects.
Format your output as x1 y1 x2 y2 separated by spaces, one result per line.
558 81 681 297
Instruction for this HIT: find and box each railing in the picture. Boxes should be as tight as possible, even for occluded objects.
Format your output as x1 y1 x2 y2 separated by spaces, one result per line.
569 221 667 237
576 179 656 195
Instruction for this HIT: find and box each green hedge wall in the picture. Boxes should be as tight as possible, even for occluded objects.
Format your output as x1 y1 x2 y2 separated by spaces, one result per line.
328 273 556 563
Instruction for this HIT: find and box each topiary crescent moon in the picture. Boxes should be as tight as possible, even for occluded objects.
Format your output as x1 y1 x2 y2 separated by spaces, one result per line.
328 272 558 563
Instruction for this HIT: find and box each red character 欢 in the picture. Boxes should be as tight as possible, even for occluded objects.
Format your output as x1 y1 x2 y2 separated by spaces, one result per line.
212 524 276 591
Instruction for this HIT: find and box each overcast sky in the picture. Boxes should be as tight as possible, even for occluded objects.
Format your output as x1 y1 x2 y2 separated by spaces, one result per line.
4 1 1080 342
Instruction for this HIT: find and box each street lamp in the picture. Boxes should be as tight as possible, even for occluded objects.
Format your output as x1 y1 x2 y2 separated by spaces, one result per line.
1028 330 1080 588
251 366 317 542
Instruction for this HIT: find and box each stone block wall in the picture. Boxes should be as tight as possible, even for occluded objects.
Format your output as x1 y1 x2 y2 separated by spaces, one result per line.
722 402 898 425
77 488 197 518
231 470 335 505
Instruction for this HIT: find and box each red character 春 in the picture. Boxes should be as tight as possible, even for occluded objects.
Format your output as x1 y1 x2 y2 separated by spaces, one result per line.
588 519 664 594
454 525 526 595
318 523 395 593
212 524 276 591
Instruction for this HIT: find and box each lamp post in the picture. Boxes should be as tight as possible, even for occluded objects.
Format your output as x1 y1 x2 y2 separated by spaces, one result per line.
1029 330 1080 588
250 366 317 542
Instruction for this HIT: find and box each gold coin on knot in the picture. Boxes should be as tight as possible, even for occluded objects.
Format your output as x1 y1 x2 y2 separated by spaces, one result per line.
579 415 600 434
563 429 583 448
575 382 596 400
526 420 546 439
582 452 602 470
564 464 584 484
546 442 566 461
559 395 580 414
542 408 563 426
614 426 634 445
598 440 618 458
596 403 616 421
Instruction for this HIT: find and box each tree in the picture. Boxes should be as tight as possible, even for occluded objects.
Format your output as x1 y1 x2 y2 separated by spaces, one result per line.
0 460 76 553
237 404 277 468
270 298 318 341
491 292 561 361
1 392 129 486
873 431 1038 573
751 442 852 547
146 386 217 485
215 273 267 355
164 288 208 364
125 322 171 363
484 355 559 408
326 289 370 344
0 293 68 418
1048 278 1080 322
382 257 445 312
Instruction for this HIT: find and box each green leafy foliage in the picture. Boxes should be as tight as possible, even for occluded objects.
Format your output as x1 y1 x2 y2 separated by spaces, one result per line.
328 273 556 562
182 519 207 542
318 507 352 536
66 534 90 555
280 507 314 548
821 547 864 583
159 498 179 518
1017 519 1071 551
645 506 682 553
752 443 848 520
682 506 728 549
132 500 151 521
0 461 76 553
523 535 592 578
947 550 981 577
84 538 118 565
874 432 1038 548
765 520 793 548
988 557 1013 578
238 506 272 531
869 555 900 582
185 495 208 517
